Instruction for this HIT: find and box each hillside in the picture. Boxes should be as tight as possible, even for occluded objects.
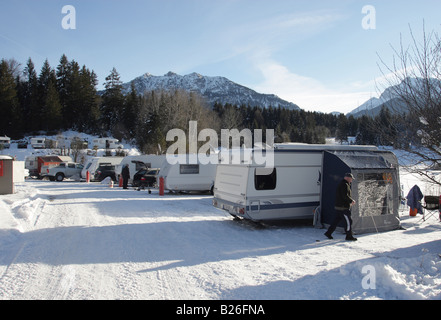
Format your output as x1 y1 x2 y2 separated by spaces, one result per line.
348 77 441 117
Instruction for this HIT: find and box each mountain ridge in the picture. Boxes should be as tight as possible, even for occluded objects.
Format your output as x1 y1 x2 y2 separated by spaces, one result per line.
348 77 441 117
121 71 300 110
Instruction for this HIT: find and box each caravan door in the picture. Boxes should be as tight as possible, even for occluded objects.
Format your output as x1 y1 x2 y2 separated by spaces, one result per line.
213 164 249 216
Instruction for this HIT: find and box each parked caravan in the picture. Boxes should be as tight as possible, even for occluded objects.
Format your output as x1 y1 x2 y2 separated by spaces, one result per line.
91 138 123 150
158 154 218 193
31 138 46 149
81 157 124 181
318 150 401 234
0 136 11 149
25 155 73 178
213 144 381 222
116 155 166 183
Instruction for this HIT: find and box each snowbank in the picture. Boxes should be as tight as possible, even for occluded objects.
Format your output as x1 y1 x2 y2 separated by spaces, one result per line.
0 176 440 300
0 136 440 300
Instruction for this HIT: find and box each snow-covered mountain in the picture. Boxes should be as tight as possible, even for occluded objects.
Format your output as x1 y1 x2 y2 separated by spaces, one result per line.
122 71 300 110
348 77 441 117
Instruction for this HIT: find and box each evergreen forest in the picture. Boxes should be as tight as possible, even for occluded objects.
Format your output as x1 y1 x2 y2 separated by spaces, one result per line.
0 55 405 154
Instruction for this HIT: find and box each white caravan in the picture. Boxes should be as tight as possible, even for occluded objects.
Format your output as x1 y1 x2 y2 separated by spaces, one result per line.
116 155 167 183
81 157 124 180
0 136 11 149
91 138 123 149
158 154 218 193
30 137 46 149
213 144 378 222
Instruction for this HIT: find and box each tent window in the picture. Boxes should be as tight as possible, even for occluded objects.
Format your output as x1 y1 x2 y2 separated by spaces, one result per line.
254 168 277 190
357 172 394 217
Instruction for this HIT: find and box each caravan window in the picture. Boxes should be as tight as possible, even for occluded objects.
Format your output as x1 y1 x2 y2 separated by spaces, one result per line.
357 172 394 217
142 163 151 170
180 164 199 174
254 168 277 190
130 161 149 171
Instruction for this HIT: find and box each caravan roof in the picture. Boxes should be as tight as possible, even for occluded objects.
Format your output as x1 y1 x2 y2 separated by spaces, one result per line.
218 144 379 167
274 143 378 151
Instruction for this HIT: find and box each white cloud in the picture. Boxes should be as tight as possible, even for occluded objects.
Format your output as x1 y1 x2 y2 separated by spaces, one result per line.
223 9 375 114
251 59 375 114
235 10 344 55
197 8 378 114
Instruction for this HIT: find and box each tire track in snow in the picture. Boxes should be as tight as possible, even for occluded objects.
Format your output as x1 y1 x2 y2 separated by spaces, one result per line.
114 262 142 299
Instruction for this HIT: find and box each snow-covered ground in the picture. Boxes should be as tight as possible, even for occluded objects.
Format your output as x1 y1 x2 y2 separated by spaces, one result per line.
0 169 440 300
1 134 440 300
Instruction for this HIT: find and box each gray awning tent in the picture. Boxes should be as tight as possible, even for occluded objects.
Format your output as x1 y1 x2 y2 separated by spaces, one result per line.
319 150 401 234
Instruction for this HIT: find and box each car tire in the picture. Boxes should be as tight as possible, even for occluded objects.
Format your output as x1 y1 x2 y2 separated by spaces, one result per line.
55 173 64 182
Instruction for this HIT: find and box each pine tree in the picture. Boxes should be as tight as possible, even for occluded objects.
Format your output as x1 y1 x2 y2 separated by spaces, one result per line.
355 115 375 145
335 113 349 144
376 106 397 146
42 78 63 132
76 66 100 132
65 60 82 129
101 67 125 134
55 55 100 132
0 59 21 137
56 54 70 127
122 82 140 140
38 59 62 132
22 58 39 133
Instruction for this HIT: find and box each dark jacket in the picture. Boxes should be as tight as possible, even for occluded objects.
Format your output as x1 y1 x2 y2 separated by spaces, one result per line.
121 166 130 179
406 185 423 214
335 179 354 210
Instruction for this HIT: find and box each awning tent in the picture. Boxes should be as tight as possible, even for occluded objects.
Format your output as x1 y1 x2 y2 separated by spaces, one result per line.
319 150 401 234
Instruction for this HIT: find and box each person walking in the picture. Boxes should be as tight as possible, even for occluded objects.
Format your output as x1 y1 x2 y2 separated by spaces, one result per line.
324 173 358 241
121 164 130 189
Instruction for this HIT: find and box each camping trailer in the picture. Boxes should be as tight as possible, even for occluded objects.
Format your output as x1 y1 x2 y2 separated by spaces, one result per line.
0 136 11 149
212 143 398 224
30 137 46 149
158 154 218 193
91 138 123 150
318 150 401 234
81 157 124 180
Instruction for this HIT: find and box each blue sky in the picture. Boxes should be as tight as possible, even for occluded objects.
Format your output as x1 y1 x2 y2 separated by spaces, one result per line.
1 0 440 113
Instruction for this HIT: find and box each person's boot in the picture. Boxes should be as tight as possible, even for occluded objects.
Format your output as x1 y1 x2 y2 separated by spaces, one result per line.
345 234 357 241
324 231 333 239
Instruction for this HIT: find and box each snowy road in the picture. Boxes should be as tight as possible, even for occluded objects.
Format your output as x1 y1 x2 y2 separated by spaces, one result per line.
0 179 440 300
